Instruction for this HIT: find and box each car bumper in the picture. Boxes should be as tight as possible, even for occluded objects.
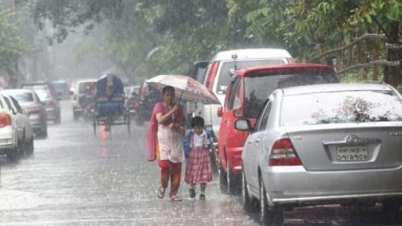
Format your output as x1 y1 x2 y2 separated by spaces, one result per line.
261 165 402 207
0 127 16 152
28 113 43 128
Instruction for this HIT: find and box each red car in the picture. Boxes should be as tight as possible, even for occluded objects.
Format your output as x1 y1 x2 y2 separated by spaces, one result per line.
217 63 339 194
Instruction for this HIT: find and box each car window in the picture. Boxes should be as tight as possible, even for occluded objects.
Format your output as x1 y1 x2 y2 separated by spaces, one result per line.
9 96 23 114
244 70 337 118
281 90 402 126
216 59 286 94
258 101 272 131
79 82 95 94
11 92 35 103
2 95 13 111
227 76 241 110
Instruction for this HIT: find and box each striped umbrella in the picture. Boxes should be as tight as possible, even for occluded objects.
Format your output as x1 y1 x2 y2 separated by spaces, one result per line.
145 75 220 104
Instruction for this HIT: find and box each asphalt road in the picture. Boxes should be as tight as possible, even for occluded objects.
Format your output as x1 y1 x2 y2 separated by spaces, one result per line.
0 100 401 226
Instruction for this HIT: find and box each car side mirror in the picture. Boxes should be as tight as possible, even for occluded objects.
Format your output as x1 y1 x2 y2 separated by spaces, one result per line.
217 106 223 117
234 119 252 131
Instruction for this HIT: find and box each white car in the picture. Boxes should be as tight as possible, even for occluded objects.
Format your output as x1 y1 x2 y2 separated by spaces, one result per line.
237 83 402 224
0 94 34 161
195 48 294 143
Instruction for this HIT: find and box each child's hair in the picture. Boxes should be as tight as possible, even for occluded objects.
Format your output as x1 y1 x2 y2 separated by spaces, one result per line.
191 116 204 128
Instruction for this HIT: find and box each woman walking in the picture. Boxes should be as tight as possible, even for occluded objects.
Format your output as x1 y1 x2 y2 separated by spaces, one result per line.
147 86 186 201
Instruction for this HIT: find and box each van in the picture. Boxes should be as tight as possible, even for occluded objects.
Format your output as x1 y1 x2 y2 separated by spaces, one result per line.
196 48 294 143
217 63 339 194
71 79 97 121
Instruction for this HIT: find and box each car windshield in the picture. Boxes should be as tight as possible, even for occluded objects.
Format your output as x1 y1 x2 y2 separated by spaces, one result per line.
217 59 286 94
244 70 338 118
36 91 50 101
22 84 48 90
79 82 95 94
281 90 402 126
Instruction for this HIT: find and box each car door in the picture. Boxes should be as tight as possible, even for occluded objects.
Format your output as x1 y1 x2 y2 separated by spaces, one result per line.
245 99 273 190
218 76 241 167
9 96 33 142
2 95 24 141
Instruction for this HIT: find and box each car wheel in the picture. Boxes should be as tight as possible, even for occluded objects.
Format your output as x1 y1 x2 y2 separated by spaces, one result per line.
25 138 34 156
227 162 241 195
218 160 228 193
73 112 79 122
7 145 20 162
242 169 257 212
259 176 283 225
42 127 48 139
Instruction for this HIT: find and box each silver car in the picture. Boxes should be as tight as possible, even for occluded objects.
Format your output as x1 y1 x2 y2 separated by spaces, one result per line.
236 83 402 224
1 89 48 138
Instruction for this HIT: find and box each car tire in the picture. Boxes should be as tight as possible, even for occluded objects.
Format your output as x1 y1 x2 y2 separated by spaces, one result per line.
42 127 48 139
242 169 258 212
259 176 283 225
24 138 34 156
7 145 20 162
227 162 241 195
73 112 79 122
218 161 228 193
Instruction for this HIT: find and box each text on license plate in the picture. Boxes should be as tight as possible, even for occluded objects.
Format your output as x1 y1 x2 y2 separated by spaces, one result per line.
336 146 368 161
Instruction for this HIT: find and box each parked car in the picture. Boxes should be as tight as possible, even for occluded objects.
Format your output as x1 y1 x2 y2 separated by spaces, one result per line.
194 48 294 145
21 81 61 124
236 83 402 224
0 93 34 161
35 89 61 124
52 80 71 100
71 79 97 121
124 85 140 118
1 89 48 138
217 63 339 194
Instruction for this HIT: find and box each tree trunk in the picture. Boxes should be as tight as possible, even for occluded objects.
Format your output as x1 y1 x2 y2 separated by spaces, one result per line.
384 21 401 87
373 25 379 81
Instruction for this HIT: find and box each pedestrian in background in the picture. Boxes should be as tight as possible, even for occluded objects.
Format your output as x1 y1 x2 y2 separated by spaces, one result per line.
147 85 186 201
184 116 215 200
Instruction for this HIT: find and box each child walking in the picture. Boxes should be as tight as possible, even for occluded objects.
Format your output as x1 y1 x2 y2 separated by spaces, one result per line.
184 116 216 200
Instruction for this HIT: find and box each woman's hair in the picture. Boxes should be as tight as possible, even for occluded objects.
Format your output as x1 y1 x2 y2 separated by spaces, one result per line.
191 116 204 128
162 86 175 95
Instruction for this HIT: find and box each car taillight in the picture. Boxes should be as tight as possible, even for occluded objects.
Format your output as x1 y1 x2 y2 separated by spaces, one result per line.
269 137 302 166
27 106 40 114
205 62 219 91
0 113 12 128
48 100 56 106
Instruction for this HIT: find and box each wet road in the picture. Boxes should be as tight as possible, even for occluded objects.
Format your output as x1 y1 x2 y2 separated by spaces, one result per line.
0 101 401 226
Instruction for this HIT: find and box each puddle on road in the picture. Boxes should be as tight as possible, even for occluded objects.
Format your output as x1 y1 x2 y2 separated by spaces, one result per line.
0 189 51 211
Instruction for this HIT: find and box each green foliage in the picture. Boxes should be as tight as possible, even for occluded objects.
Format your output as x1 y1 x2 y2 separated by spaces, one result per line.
0 4 30 80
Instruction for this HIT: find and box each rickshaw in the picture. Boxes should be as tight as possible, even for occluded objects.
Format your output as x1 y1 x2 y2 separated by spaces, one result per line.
92 74 131 135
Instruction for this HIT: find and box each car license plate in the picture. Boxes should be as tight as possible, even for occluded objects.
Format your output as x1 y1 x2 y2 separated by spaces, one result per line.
336 146 368 161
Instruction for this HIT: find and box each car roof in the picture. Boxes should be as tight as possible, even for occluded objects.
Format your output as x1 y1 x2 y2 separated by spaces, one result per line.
210 48 292 61
1 89 35 94
76 79 97 84
280 83 394 96
236 63 335 77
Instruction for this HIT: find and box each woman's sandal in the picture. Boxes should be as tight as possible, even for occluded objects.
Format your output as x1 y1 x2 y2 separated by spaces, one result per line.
157 187 165 199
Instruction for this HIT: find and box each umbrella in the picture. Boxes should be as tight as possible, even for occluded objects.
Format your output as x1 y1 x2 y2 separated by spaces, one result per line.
145 75 220 104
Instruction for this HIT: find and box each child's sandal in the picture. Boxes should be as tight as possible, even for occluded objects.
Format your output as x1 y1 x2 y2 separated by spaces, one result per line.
157 187 165 199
